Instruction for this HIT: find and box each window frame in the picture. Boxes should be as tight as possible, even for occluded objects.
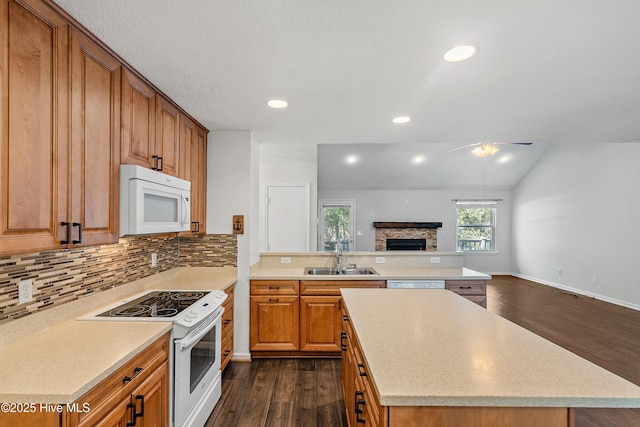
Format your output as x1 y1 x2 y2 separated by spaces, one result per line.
318 199 356 252
455 202 497 253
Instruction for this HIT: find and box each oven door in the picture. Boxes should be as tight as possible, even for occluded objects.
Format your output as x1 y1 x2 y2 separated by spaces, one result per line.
174 307 223 427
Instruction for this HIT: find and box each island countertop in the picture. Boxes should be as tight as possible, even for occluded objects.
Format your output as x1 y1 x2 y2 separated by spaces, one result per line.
340 288 640 408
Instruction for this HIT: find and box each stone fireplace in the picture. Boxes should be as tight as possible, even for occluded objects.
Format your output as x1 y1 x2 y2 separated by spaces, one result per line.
373 222 442 251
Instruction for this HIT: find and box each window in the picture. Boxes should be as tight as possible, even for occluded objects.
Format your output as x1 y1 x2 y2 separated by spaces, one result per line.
318 200 355 252
456 203 496 252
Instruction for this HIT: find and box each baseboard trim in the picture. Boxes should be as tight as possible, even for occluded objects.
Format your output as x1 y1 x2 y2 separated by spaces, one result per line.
510 273 640 312
230 352 252 362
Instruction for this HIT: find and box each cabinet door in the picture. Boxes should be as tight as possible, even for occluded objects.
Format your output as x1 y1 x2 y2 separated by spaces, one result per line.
69 28 121 246
178 115 207 234
0 0 69 254
250 295 299 351
121 69 156 168
191 125 208 233
132 360 169 427
155 96 179 176
300 295 342 352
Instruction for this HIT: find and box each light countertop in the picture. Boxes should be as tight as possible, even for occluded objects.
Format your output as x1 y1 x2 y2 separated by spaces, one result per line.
0 267 237 404
341 288 640 408
250 266 490 280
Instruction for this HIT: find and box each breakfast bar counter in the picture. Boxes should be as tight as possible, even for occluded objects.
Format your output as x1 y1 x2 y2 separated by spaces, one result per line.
340 288 640 426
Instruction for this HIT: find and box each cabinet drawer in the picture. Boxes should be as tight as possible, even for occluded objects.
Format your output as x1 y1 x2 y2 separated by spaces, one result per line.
222 303 233 333
221 334 233 370
251 280 299 295
445 280 486 295
300 280 385 295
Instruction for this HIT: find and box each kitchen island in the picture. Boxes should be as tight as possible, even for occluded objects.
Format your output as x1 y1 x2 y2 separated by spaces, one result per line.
340 288 640 426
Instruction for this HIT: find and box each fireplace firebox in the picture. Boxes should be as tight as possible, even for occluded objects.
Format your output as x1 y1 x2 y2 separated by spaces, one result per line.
386 238 427 251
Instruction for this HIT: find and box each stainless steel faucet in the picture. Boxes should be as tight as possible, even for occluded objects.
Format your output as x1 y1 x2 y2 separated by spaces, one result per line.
336 245 346 271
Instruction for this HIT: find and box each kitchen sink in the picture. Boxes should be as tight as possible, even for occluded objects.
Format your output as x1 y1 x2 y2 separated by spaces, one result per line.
304 267 379 275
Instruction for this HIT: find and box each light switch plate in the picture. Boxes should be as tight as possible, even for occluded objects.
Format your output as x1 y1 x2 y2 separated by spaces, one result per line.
375 257 386 264
280 257 292 264
430 257 441 264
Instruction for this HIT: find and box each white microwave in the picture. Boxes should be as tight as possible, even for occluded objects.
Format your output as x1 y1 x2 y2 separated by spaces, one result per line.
119 164 191 236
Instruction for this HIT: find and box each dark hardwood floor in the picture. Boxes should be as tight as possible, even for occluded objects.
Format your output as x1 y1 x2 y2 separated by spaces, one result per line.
207 275 640 427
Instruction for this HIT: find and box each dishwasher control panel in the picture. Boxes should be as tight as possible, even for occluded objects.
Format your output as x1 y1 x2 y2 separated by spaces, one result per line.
387 280 445 289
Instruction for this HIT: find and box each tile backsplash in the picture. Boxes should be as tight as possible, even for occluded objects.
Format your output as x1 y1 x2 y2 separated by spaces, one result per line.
0 234 236 325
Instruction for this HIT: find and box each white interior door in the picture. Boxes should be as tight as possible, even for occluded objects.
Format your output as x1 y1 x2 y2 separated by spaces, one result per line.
266 184 310 252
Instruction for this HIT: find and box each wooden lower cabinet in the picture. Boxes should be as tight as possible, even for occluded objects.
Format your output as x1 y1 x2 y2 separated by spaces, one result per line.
445 280 487 307
341 306 574 427
250 279 385 356
300 295 342 352
250 280 300 351
221 285 235 370
68 333 169 427
342 307 384 427
299 280 384 353
0 334 169 427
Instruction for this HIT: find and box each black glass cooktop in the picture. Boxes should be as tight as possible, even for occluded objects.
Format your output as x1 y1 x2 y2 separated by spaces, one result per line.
96 291 208 318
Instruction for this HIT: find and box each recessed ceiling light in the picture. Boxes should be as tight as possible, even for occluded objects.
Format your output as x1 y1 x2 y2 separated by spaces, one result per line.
497 155 511 163
443 45 477 62
267 99 288 109
412 155 426 164
392 116 411 124
345 155 359 164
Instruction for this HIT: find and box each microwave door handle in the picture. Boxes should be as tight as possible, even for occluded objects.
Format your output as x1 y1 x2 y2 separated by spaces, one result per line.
181 193 188 226
179 308 224 351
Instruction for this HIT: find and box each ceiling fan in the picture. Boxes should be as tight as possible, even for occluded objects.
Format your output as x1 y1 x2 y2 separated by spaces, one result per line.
446 142 532 158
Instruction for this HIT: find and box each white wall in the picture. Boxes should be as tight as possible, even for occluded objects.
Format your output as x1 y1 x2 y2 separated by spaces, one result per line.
318 188 513 274
258 143 318 252
207 130 258 361
512 143 640 309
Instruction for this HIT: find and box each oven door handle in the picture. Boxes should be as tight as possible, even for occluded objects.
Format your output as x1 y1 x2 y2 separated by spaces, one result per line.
178 308 224 351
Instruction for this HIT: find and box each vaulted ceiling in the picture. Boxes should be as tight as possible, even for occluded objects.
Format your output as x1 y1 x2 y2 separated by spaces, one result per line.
54 0 640 189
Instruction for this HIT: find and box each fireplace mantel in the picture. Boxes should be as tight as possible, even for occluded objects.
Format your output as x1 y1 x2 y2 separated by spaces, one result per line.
373 222 442 229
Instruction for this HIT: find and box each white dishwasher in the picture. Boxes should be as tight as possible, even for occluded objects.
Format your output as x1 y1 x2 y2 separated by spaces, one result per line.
387 280 445 289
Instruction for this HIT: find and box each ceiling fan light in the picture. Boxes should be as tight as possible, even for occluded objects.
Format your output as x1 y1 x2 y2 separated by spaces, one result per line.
472 144 499 158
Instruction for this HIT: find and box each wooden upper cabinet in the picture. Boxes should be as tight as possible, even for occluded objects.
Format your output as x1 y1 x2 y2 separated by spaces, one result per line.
121 69 156 169
0 0 70 253
155 96 180 177
69 28 121 246
179 115 207 234
0 0 209 254
192 125 208 233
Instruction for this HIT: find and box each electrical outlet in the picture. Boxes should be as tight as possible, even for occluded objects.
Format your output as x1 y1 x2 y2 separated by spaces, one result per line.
151 252 158 267
558 268 562 275
280 257 291 264
18 279 33 304
592 276 597 283
430 257 441 264
375 257 386 264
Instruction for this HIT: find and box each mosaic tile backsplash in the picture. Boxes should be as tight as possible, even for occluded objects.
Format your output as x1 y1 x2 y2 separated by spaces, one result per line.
0 234 237 325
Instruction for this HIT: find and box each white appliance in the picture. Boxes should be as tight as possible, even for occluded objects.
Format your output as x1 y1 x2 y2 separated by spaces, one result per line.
120 164 191 236
80 290 228 427
387 280 445 289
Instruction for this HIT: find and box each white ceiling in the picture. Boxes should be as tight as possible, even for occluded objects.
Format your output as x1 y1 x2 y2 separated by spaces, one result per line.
53 0 640 190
